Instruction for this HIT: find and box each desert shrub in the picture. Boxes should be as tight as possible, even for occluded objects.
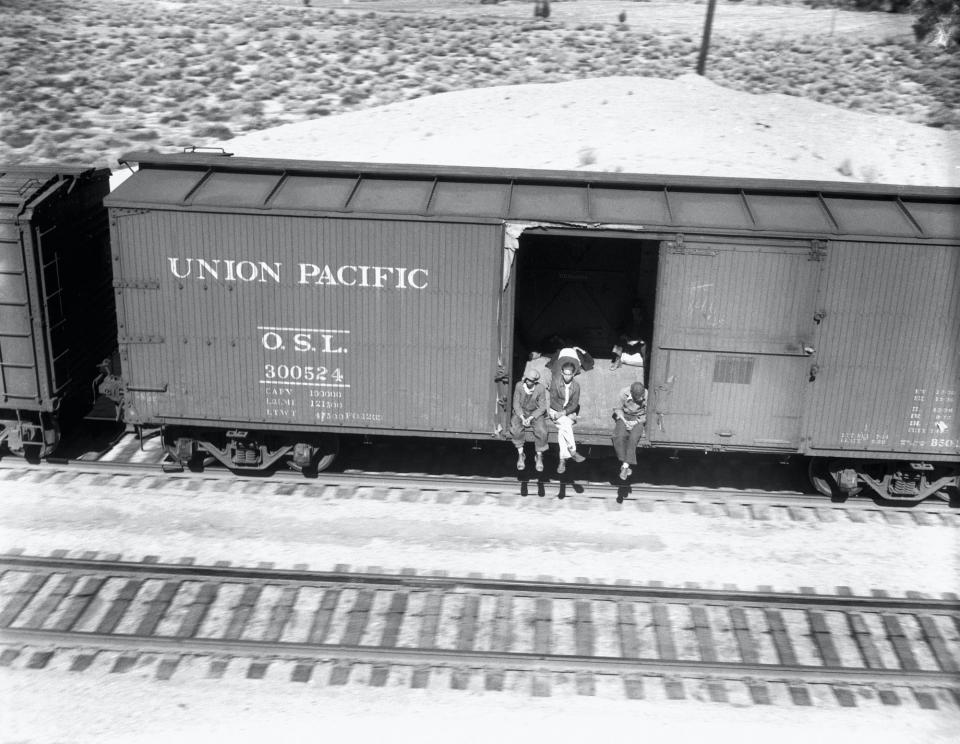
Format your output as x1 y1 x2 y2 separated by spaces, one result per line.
192 124 233 140
2 130 36 149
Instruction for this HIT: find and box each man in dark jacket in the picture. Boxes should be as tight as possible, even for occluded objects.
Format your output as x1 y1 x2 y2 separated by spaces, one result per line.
509 369 548 471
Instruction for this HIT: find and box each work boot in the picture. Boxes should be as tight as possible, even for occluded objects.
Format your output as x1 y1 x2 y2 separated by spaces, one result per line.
534 452 544 472
516 451 526 471
557 458 566 474
619 463 632 480
570 451 586 463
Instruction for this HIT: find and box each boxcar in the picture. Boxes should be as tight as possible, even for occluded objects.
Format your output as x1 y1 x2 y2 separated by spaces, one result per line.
104 152 959 500
0 165 115 457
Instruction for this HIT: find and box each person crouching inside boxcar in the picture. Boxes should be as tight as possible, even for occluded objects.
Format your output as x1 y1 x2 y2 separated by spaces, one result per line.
548 358 587 473
510 369 549 472
612 381 647 480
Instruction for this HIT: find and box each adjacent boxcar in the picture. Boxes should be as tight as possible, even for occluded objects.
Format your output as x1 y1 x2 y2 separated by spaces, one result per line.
105 152 958 500
0 165 115 456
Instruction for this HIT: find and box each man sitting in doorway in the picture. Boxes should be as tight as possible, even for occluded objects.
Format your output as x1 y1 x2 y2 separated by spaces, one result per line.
612 381 647 480
611 304 647 378
548 356 587 473
509 369 548 472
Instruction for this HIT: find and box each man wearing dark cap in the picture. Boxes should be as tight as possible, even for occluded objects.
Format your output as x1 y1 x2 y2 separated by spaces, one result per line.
510 368 548 472
612 381 647 480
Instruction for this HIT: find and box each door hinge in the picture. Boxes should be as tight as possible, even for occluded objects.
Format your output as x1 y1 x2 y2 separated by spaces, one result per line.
809 240 827 261
118 335 165 344
113 279 160 289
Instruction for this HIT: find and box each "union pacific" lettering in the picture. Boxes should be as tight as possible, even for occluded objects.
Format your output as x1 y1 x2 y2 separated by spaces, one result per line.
166 257 429 289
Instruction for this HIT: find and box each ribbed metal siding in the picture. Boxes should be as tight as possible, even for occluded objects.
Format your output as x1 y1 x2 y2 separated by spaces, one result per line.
0 207 38 402
114 210 502 435
805 241 960 456
651 240 820 449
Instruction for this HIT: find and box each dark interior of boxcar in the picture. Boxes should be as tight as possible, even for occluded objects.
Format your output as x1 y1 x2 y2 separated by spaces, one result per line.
512 232 659 377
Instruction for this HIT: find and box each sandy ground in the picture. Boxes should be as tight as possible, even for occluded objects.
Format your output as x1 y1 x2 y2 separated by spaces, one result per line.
1 476 959 742
219 75 960 187
1 479 957 596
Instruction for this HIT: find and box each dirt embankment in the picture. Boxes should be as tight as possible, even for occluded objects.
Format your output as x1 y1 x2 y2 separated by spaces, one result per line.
2 0 959 183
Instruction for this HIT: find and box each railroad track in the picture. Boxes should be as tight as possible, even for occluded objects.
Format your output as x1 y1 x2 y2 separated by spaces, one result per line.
0 430 956 526
1 552 957 707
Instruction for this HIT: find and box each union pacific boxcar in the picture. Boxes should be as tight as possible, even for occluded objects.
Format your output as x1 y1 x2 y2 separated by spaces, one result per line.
0 166 115 457
103 152 959 500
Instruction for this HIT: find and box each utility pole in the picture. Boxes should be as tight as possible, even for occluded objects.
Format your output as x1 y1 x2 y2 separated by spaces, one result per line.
696 0 718 76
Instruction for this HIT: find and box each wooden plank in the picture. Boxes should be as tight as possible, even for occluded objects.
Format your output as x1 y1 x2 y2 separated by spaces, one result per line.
764 609 798 666
0 573 49 627
622 674 644 699
617 602 640 659
650 603 676 660
573 600 595 657
25 575 78 628
222 584 263 641
155 657 180 681
95 579 143 634
490 594 513 652
379 591 408 648
339 589 375 646
263 586 300 643
456 594 480 651
846 612 885 669
689 605 717 662
729 607 759 664
290 662 314 682
533 598 552 655
50 576 107 632
370 665 390 687
307 588 341 644
175 582 219 638
133 581 180 636
882 614 919 671
916 615 958 673
417 592 444 649
807 611 842 667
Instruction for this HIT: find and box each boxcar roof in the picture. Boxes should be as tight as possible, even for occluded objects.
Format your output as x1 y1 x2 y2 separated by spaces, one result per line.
1 165 109 216
107 151 960 242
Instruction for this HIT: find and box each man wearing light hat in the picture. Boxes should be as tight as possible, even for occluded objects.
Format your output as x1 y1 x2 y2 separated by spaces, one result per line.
509 368 549 472
612 381 647 480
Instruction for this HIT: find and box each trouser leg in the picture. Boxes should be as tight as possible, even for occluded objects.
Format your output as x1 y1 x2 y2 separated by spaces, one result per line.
555 415 575 459
624 421 644 465
531 416 549 452
509 415 525 449
612 419 629 462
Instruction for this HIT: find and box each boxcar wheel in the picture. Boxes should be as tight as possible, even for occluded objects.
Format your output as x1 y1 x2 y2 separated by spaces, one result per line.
6 423 59 460
314 452 337 473
808 458 838 498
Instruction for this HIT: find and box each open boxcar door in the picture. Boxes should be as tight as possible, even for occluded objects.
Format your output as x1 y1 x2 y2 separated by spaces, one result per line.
649 236 823 452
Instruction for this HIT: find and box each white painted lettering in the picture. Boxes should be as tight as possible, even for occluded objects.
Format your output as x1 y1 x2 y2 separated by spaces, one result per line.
337 265 357 286
317 265 337 286
196 258 220 280
373 266 392 288
258 262 282 283
168 257 192 278
299 263 321 284
357 265 371 287
293 333 314 352
408 268 429 289
262 332 284 350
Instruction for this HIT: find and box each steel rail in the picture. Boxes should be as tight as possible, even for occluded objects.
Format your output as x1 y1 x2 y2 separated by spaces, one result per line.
1 626 955 686
1 457 953 514
3 554 957 614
